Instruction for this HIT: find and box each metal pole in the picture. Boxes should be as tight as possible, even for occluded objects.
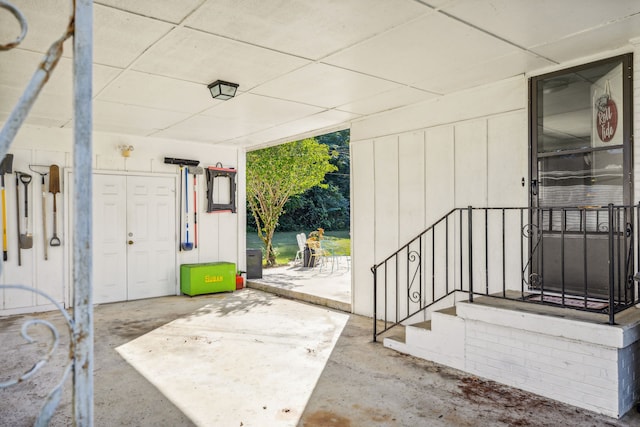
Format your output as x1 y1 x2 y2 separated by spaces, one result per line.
468 206 473 302
608 204 615 325
73 0 94 425
372 266 377 342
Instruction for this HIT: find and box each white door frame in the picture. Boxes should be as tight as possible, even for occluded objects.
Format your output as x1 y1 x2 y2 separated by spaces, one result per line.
64 169 180 308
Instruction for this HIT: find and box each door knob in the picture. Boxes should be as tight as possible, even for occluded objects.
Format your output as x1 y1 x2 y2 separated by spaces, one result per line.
128 240 134 245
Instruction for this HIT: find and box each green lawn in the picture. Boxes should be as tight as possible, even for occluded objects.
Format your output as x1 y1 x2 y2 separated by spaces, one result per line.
246 230 350 266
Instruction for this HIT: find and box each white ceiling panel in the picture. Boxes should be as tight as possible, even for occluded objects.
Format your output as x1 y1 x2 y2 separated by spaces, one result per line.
241 110 359 146
0 0 71 54
200 94 324 126
337 86 439 115
94 100 190 134
131 27 309 88
2 1 640 149
531 14 640 64
414 51 554 94
442 0 640 50
153 114 265 144
324 12 516 86
185 0 429 60
95 0 203 24
97 71 216 114
0 111 69 129
252 63 399 109
0 50 120 96
0 84 72 124
90 5 175 68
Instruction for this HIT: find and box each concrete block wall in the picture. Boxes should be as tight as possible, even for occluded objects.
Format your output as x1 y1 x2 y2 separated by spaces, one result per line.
465 316 619 415
458 302 639 418
619 340 640 416
386 299 640 417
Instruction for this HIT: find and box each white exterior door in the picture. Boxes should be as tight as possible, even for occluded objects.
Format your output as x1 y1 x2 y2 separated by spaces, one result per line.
93 174 176 304
93 175 127 304
126 176 176 300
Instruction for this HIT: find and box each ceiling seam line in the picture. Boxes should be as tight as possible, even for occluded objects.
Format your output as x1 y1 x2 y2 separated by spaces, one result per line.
93 0 207 26
435 10 560 65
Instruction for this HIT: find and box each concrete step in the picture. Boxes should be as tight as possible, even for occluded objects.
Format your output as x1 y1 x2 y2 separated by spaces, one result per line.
385 304 465 370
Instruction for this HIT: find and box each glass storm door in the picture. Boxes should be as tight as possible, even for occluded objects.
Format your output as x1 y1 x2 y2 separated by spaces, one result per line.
529 54 632 298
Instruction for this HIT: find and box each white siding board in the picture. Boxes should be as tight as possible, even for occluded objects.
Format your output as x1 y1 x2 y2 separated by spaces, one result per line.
398 132 425 244
487 112 528 207
374 136 400 259
351 140 376 316
425 126 455 225
454 120 488 207
350 76 526 143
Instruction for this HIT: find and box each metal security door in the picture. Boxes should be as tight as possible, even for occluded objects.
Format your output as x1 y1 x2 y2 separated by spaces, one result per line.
529 55 632 298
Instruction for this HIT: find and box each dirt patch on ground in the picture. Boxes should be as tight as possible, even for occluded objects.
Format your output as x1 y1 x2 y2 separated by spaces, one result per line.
457 376 623 427
302 410 352 427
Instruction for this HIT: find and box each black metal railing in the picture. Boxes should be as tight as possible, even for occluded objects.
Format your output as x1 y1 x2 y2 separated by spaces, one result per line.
372 204 639 342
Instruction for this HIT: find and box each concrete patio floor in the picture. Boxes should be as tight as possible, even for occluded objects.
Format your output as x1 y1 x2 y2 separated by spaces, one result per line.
246 256 352 312
1 288 640 426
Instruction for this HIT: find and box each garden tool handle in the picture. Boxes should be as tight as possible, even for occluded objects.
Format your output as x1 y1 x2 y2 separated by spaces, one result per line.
50 196 61 247
15 173 21 266
20 173 31 221
1 186 6 261
41 175 48 260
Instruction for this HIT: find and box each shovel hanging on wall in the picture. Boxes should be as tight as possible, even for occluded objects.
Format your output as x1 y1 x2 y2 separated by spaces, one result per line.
49 165 61 247
19 172 33 250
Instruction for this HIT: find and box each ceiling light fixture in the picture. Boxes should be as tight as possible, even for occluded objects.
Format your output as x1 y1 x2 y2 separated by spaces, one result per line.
208 80 239 100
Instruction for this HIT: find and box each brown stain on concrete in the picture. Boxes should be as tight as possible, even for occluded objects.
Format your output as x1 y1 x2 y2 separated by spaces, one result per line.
303 410 351 427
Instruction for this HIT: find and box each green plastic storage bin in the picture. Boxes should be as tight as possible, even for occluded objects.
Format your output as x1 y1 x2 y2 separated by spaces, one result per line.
180 262 236 296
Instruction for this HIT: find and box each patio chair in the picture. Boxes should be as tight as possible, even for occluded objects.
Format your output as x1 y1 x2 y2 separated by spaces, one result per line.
308 239 331 271
294 233 306 265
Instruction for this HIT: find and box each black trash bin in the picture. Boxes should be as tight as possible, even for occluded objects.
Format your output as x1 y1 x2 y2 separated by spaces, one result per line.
246 248 262 279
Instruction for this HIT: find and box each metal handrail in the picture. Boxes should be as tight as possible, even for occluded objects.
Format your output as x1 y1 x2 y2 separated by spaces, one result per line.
372 204 639 342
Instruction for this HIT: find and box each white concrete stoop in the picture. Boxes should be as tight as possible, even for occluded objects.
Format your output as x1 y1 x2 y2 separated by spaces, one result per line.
384 306 465 371
383 297 640 418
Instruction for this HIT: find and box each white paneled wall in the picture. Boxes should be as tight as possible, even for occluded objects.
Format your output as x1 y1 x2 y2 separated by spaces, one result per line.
454 119 488 207
0 125 244 315
351 142 375 315
351 78 528 316
425 125 454 225
398 132 425 244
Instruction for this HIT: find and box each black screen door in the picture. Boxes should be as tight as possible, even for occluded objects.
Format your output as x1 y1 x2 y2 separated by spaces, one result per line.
529 54 633 298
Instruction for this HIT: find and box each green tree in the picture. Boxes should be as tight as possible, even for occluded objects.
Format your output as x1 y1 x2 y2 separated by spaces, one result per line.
275 129 350 232
247 138 337 266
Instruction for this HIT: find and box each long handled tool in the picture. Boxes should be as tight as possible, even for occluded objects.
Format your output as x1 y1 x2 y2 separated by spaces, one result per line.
179 164 183 251
0 154 13 261
49 165 61 247
29 166 49 260
19 172 33 250
15 173 21 265
181 167 193 251
189 166 204 249
163 157 199 252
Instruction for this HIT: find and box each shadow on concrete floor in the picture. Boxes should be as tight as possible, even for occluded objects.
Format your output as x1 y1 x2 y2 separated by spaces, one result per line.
2 290 639 426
